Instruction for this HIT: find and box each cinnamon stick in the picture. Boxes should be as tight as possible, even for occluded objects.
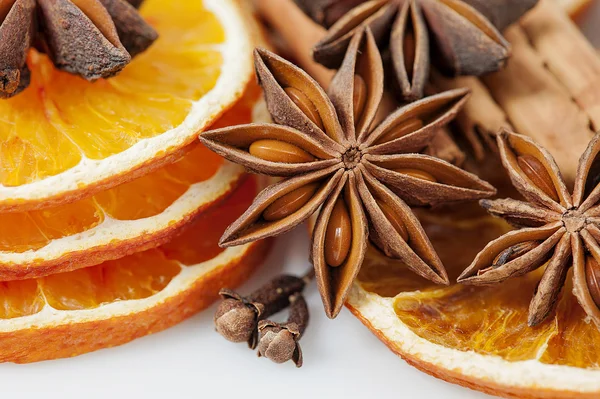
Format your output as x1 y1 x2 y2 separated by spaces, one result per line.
431 72 510 161
482 0 595 184
521 0 600 130
425 127 466 166
253 0 333 87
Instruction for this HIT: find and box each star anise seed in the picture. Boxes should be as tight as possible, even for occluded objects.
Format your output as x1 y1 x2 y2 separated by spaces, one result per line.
585 256 600 308
296 0 537 102
459 130 600 329
492 240 541 269
517 154 559 202
200 28 496 318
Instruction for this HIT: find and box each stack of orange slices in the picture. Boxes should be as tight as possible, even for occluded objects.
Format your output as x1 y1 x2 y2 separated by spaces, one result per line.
0 0 271 363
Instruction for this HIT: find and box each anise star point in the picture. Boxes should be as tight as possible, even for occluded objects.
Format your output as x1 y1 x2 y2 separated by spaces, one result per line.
201 28 496 318
458 130 600 329
296 0 538 102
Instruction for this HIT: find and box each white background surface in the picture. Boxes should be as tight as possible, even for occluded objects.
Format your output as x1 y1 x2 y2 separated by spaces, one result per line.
2 4 600 399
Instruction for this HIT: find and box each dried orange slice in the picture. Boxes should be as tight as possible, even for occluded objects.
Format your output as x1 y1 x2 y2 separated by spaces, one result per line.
0 177 271 364
348 201 600 399
0 84 265 281
0 0 258 212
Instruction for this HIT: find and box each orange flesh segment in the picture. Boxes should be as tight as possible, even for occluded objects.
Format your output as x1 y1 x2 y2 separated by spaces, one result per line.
0 177 257 318
0 279 45 319
358 203 600 369
0 0 225 186
0 82 260 251
0 213 53 252
40 250 182 311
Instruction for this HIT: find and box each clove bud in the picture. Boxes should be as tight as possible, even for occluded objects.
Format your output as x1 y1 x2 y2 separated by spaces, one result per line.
214 296 258 344
214 275 307 348
257 292 309 367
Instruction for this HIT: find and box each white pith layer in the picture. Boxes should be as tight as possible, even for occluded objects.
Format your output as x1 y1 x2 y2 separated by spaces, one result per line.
0 75 270 271
348 284 600 393
0 243 255 332
0 162 244 268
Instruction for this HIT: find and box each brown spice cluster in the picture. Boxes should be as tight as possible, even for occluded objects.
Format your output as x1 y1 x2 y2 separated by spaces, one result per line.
201 28 496 319
214 274 310 367
0 0 157 99
294 0 538 101
459 130 600 328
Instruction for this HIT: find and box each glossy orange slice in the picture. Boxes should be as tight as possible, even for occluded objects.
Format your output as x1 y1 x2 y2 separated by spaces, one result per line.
0 0 258 212
0 83 264 280
0 177 271 364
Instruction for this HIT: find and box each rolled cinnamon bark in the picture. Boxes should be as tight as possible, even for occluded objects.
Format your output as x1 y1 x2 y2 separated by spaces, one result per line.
253 0 334 86
482 0 597 184
431 72 510 161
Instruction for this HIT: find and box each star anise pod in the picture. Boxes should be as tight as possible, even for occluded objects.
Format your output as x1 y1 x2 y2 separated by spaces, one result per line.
0 0 157 98
294 0 366 28
458 130 600 329
200 29 495 318
295 0 537 101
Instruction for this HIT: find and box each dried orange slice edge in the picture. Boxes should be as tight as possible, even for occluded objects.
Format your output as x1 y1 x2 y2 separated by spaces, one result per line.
0 176 271 364
0 83 266 281
347 204 600 399
347 286 600 398
0 0 258 212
